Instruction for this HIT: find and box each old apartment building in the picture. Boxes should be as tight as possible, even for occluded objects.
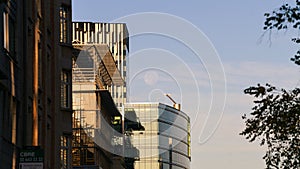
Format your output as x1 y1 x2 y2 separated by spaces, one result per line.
0 0 73 168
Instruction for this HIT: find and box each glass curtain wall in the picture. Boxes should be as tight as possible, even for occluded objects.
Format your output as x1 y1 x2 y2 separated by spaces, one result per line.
124 103 191 169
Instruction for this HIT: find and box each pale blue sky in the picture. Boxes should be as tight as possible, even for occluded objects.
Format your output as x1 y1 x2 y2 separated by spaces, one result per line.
73 0 300 168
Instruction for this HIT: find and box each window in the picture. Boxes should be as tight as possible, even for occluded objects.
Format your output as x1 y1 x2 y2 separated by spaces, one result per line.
3 12 9 50
61 70 70 108
3 11 15 56
60 136 70 169
59 5 70 43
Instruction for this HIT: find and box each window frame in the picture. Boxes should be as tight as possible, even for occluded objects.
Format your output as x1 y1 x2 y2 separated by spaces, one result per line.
59 5 71 44
60 135 70 169
60 70 71 109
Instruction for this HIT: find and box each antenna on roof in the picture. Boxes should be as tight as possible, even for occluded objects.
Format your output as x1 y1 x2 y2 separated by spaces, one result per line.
165 94 181 111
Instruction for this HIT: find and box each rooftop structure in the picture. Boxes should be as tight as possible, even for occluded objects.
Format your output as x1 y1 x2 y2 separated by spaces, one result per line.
73 22 129 108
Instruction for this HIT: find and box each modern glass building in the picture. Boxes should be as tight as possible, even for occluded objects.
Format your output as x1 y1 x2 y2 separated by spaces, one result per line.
124 103 191 169
72 22 129 108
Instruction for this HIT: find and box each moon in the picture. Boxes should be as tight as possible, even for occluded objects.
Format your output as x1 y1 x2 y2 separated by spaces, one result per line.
143 71 159 85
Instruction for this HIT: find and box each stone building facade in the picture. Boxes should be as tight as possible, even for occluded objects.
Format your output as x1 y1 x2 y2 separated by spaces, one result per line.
0 0 73 168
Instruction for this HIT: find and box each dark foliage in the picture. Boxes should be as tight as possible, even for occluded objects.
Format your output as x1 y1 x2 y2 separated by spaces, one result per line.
263 0 300 65
241 1 300 168
241 84 300 169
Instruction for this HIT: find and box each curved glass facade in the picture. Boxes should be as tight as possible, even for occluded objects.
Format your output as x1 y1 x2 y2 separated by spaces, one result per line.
124 103 191 169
